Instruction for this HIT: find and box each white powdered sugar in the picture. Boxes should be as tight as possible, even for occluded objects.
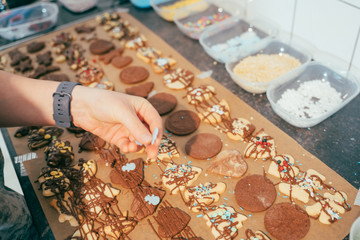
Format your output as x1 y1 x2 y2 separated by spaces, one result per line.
276 80 343 119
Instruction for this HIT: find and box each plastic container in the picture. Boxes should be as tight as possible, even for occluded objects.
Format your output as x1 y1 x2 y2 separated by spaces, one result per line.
174 0 245 39
0 2 58 40
225 38 313 94
199 16 278 63
59 0 97 13
150 0 203 22
131 0 151 8
350 217 360 240
266 54 360 128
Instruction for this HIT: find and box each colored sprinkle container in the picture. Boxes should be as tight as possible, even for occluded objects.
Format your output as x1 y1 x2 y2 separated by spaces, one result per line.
150 0 203 21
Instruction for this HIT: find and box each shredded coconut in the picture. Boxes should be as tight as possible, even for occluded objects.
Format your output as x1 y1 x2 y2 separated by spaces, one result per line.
276 80 343 119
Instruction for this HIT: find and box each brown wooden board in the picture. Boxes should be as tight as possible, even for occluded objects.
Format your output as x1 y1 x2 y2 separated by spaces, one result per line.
4 12 360 240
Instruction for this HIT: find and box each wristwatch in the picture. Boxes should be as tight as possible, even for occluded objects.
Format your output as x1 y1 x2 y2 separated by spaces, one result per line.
52 81 81 128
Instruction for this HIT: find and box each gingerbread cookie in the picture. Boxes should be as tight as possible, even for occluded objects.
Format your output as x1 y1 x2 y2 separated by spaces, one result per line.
235 174 276 212
111 56 133 69
98 48 124 64
76 65 104 86
184 182 226 212
244 131 276 160
131 185 166 220
185 133 222 160
186 85 216 105
198 99 230 124
163 68 194 90
226 117 255 141
27 41 45 53
207 149 248 178
152 57 176 73
28 127 64 150
44 139 74 168
36 51 53 66
125 82 154 98
79 132 106 152
165 110 200 136
264 203 310 240
110 157 144 189
119 66 149 84
46 73 70 82
89 39 115 55
136 47 162 63
148 92 178 115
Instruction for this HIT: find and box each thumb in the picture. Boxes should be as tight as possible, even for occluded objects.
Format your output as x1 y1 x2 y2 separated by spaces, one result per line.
121 113 152 145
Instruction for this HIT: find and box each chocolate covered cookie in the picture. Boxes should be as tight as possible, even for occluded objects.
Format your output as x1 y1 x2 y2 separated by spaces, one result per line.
111 56 133 69
110 157 144 189
27 41 45 53
264 202 310 240
155 206 191 238
36 51 53 66
75 25 95 33
131 185 165 220
148 92 177 115
119 66 149 84
165 110 200 136
28 127 64 150
185 133 222 160
14 126 41 138
14 58 33 73
89 39 115 55
8 49 29 66
79 132 106 152
235 174 276 212
45 139 74 167
125 82 154 98
30 65 60 79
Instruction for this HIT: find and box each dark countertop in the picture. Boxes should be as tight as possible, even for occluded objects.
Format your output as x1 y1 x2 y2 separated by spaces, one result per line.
0 1 358 239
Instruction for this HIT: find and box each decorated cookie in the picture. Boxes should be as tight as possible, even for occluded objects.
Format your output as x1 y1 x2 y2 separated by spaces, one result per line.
165 110 200 136
37 167 71 197
110 157 144 189
89 39 115 55
14 58 33 73
79 132 106 152
148 92 178 115
147 135 180 163
46 73 70 82
264 203 310 240
125 82 154 98
88 78 114 90
66 126 86 136
49 191 79 227
268 154 299 181
152 57 176 73
81 32 97 42
44 139 74 168
226 117 255 141
154 206 191 238
235 174 277 212
111 56 133 69
186 85 216 105
51 32 75 49
185 133 222 160
245 229 271 240
131 185 166 220
119 66 149 84
75 25 95 33
28 127 64 150
136 47 162 63
30 65 60 79
14 126 41 138
8 49 29 66
198 99 230 124
163 68 194 90
98 48 124 64
0 55 7 70
162 162 202 194
125 34 147 49
27 41 45 53
244 131 276 160
36 51 53 66
80 159 97 183
207 149 247 178
204 206 247 240
76 65 104 86
184 182 226 212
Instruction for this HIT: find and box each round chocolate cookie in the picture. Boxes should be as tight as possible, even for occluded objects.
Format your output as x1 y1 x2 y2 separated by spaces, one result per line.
235 174 276 212
264 202 310 240
185 133 222 159
125 82 154 98
89 39 115 55
27 41 45 53
148 92 177 115
119 66 149 84
111 56 133 68
165 110 200 136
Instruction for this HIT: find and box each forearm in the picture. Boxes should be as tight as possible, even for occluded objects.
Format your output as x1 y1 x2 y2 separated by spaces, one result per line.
0 71 59 127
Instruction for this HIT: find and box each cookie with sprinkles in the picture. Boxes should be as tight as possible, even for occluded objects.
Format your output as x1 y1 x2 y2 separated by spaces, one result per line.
198 99 231 124
147 135 180 163
37 167 71 197
186 85 216 105
226 117 255 141
163 68 194 90
161 162 202 194
136 47 162 63
244 130 276 160
268 154 299 180
203 205 247 240
76 64 104 86
184 182 226 212
125 34 147 50
152 57 176 73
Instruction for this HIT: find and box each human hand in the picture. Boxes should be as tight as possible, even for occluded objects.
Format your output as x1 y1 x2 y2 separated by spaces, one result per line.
71 86 162 159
